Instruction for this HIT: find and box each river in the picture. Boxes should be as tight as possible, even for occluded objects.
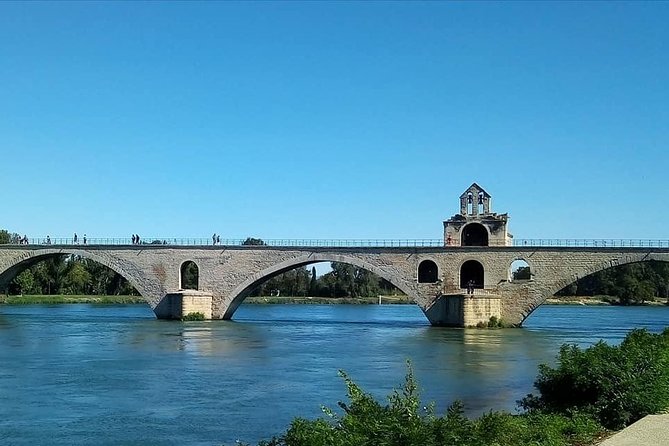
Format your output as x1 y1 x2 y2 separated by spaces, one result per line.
1 303 668 445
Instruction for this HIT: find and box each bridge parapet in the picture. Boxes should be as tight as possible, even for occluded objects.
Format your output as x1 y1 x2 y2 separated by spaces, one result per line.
4 238 669 248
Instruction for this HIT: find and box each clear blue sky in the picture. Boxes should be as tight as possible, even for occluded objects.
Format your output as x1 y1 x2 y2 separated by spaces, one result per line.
2 1 667 241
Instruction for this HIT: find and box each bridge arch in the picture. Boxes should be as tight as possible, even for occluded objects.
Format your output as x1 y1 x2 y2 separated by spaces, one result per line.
518 253 669 324
417 259 438 283
461 223 489 246
222 253 422 320
0 248 154 306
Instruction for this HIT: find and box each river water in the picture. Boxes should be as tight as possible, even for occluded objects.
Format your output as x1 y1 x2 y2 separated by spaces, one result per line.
1 303 668 445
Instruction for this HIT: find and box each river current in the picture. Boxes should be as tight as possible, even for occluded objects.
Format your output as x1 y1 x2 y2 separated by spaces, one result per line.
1 303 668 445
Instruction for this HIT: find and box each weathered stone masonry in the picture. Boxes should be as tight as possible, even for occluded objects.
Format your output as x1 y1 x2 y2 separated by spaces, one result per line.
1 244 668 327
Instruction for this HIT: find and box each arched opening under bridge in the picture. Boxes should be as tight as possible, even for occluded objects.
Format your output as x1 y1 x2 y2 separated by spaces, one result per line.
521 259 669 325
224 255 419 321
242 261 405 302
0 249 151 311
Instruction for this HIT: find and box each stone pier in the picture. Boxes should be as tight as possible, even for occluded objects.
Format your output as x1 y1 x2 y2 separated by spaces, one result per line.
155 290 213 320
425 294 502 327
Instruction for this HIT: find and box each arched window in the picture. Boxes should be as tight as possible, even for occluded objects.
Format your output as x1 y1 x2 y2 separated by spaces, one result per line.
180 261 199 290
460 260 484 289
510 259 531 282
418 260 438 283
461 223 489 246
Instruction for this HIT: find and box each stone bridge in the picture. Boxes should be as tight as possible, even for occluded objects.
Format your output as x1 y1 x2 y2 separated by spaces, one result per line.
1 244 668 327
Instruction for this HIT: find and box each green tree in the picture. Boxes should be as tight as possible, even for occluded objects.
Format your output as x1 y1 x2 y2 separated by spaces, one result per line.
12 270 36 294
309 267 317 296
331 263 356 297
520 328 669 430
512 266 531 281
63 262 92 294
636 281 656 304
34 256 68 295
0 229 11 244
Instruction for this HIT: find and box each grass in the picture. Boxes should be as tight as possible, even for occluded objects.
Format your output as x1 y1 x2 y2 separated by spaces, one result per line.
0 294 146 304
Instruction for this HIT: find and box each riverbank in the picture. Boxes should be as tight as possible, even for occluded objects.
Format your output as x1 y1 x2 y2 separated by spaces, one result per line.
546 295 669 306
244 295 413 305
0 294 412 305
3 294 667 306
0 294 146 304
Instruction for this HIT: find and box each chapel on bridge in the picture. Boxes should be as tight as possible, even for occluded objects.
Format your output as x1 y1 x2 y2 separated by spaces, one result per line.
443 183 512 247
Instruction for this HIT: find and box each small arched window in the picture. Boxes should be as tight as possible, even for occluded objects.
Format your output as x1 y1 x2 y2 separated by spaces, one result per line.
510 259 531 282
180 261 199 290
418 260 438 283
460 260 484 289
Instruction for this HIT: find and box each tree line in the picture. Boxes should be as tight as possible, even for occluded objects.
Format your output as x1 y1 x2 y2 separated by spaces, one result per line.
7 255 138 296
249 263 401 298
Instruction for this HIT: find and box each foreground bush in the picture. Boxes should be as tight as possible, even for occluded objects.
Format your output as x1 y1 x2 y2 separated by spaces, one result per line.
520 328 669 430
248 362 604 446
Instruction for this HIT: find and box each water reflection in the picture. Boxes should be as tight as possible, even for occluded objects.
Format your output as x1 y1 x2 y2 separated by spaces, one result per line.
0 303 668 446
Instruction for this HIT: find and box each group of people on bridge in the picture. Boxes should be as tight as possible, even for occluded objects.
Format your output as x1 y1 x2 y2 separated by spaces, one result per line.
72 233 87 245
131 234 141 245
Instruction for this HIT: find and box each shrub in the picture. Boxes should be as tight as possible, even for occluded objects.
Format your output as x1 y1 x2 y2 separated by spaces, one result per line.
474 316 507 329
181 312 205 321
247 361 604 446
520 328 669 430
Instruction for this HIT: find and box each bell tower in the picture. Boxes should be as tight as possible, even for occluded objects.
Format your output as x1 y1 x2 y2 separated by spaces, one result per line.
444 183 512 246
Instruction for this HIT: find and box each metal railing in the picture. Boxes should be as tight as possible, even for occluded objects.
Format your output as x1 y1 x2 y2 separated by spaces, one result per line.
510 239 669 248
4 238 669 248
10 238 446 247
